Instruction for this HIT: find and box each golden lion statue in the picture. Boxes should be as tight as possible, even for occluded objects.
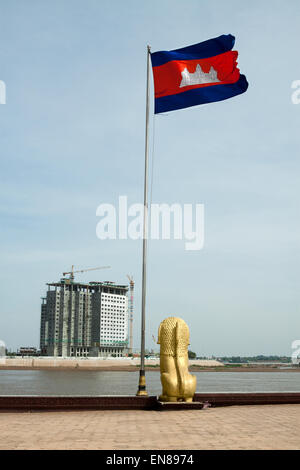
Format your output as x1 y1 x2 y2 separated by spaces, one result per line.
157 316 197 402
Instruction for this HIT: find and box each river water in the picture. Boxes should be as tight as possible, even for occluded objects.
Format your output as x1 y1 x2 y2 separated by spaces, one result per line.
0 370 300 395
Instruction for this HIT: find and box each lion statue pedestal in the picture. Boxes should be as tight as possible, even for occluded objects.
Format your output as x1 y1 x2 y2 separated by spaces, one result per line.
157 316 197 402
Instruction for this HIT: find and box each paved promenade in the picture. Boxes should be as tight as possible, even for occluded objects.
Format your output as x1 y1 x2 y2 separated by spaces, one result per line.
0 405 299 450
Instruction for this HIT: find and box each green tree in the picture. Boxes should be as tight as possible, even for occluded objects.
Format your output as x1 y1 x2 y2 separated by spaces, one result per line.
188 350 196 359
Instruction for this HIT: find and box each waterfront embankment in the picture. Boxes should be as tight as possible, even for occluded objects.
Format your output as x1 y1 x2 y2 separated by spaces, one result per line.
0 357 298 372
0 357 223 371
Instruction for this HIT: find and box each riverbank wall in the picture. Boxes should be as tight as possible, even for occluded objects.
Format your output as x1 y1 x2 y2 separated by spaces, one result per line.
0 357 223 370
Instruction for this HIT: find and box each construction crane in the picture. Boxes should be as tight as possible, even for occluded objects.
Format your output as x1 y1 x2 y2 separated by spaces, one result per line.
63 265 111 281
127 275 134 354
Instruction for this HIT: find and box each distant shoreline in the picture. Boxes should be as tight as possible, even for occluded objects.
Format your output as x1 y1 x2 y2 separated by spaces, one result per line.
0 365 299 373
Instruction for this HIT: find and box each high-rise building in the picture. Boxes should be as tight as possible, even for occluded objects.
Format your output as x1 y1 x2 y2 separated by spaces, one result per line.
40 279 129 357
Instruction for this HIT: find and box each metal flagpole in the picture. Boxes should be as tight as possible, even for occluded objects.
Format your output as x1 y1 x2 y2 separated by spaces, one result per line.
136 45 151 396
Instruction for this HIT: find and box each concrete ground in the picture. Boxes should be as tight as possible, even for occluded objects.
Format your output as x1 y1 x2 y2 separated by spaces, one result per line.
0 404 299 450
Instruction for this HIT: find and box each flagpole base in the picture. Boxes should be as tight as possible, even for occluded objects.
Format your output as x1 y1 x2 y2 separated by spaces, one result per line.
136 369 148 396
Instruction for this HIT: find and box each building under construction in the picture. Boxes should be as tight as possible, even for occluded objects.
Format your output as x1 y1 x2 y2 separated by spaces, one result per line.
40 278 129 357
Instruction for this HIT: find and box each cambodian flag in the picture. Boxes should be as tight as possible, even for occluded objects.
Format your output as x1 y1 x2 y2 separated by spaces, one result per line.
151 34 248 114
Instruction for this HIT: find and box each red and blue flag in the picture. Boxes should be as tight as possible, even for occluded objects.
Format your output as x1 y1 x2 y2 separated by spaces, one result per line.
151 34 248 114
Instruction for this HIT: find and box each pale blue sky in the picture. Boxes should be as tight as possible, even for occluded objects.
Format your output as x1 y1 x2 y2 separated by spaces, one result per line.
0 0 299 355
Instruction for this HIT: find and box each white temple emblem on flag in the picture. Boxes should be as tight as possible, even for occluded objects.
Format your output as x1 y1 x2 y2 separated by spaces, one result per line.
180 64 220 88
